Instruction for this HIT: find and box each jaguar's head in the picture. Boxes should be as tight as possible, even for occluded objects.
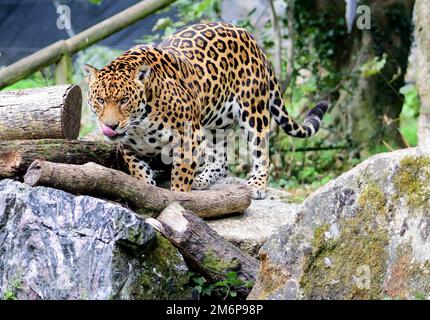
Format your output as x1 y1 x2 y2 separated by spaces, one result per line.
83 60 151 141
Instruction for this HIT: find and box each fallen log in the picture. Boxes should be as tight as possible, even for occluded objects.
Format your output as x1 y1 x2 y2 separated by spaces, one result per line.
24 160 251 219
149 202 259 298
0 139 120 179
0 85 82 140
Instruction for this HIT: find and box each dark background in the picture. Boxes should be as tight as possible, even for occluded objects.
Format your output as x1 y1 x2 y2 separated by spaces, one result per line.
0 0 167 66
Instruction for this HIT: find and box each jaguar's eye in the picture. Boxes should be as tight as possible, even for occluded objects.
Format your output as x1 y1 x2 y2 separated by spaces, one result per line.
97 97 105 105
121 97 129 105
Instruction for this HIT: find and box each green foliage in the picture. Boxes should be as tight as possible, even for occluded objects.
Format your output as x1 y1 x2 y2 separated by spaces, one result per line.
399 84 420 147
2 276 22 300
2 290 16 301
138 0 222 44
414 292 427 300
188 271 253 300
176 0 222 22
189 272 214 297
73 45 123 83
360 54 388 78
2 70 54 91
212 271 253 299
293 0 347 90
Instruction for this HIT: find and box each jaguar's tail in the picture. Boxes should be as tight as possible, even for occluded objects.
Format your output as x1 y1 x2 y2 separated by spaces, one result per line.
269 82 328 138
271 100 328 138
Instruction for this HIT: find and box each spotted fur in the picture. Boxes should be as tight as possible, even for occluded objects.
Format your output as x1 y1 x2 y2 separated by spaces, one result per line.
84 22 328 199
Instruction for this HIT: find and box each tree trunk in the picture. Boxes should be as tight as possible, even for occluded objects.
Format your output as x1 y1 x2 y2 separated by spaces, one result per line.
0 139 120 179
149 202 259 298
24 160 252 219
338 0 414 150
0 85 82 140
414 0 430 151
295 0 415 151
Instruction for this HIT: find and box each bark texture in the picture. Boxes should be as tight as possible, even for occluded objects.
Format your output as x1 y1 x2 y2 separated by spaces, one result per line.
0 139 120 179
151 202 259 298
414 0 430 151
0 85 82 140
24 160 252 219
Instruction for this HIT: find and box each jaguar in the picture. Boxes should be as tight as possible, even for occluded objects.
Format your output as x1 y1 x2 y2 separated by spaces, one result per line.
83 22 328 199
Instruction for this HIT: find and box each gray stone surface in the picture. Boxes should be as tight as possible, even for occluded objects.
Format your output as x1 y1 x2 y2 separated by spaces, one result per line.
249 148 430 300
208 177 302 257
0 179 191 300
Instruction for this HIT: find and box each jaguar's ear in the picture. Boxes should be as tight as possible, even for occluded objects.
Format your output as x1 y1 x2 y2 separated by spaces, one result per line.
136 65 151 84
83 64 99 84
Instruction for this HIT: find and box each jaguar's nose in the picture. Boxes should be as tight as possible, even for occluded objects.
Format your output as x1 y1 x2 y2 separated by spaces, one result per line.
105 123 118 131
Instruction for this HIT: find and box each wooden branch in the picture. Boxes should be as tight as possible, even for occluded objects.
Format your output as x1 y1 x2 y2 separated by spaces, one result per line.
150 203 258 298
0 0 177 89
0 85 82 140
287 145 350 152
24 160 251 219
0 139 120 179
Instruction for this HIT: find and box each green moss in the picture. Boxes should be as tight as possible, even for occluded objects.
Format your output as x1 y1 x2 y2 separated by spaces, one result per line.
358 183 387 215
311 224 330 251
414 292 427 300
2 275 22 300
300 183 389 300
128 233 192 300
393 156 430 209
201 249 239 275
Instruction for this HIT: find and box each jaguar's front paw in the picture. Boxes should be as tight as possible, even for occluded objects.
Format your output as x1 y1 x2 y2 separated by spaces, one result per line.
192 178 210 190
251 188 267 200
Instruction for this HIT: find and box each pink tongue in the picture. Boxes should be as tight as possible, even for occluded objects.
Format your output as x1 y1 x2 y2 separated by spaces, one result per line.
101 125 118 137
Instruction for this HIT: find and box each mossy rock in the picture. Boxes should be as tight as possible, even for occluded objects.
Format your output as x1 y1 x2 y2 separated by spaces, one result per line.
249 148 430 300
112 233 193 300
301 183 389 299
393 156 430 209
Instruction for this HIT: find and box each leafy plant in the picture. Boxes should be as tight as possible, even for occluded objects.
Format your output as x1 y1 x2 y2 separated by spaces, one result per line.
2 276 22 300
360 54 387 78
137 0 222 44
2 70 54 91
189 272 214 297
212 271 253 299
399 84 420 147
188 271 253 300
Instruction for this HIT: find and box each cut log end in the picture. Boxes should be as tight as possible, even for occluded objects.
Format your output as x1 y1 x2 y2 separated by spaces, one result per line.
61 85 82 140
158 202 189 233
156 202 259 299
0 85 83 141
23 160 43 187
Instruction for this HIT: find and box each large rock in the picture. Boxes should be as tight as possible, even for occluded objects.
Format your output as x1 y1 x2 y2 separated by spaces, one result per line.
249 148 430 300
0 180 191 300
207 177 301 257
